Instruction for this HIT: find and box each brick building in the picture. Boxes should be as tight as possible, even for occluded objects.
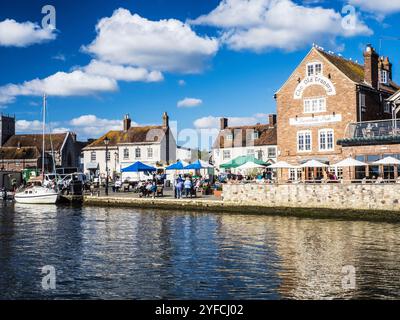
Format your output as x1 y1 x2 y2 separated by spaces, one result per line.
275 45 399 180
0 114 84 172
212 114 277 169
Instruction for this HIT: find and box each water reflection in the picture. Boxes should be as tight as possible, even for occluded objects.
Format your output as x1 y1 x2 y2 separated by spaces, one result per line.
0 203 399 299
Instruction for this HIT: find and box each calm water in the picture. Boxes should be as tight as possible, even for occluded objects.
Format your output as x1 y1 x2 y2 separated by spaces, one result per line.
0 203 400 300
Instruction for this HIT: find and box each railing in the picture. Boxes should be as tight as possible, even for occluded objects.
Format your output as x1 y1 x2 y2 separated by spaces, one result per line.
344 119 400 140
226 179 400 185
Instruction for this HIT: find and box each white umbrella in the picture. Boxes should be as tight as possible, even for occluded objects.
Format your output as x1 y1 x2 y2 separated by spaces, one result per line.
372 156 400 165
332 157 367 167
198 160 214 168
237 161 268 170
300 159 328 168
269 161 298 169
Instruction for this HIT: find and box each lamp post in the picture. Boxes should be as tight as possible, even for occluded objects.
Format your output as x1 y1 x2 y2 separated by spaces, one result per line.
104 137 110 196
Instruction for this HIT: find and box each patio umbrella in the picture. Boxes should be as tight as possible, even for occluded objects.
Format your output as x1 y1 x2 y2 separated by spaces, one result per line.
372 156 400 165
332 157 367 167
184 160 213 170
300 159 328 168
268 161 298 182
236 161 268 170
121 161 157 172
165 160 189 170
220 155 269 169
269 161 297 169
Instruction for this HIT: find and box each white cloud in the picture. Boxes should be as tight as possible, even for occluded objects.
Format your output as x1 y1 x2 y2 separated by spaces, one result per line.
0 70 118 104
68 114 132 138
16 120 43 132
191 0 372 52
83 8 219 73
52 53 66 61
178 79 186 86
16 114 134 139
177 97 203 108
349 0 400 14
0 19 56 47
194 113 268 129
82 60 163 82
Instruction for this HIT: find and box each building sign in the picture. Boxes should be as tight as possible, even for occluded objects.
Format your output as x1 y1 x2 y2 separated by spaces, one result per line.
294 76 336 100
289 114 342 126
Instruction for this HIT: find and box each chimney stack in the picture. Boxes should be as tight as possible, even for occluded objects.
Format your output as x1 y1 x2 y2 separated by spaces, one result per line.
380 56 392 81
268 114 277 127
162 112 169 128
220 117 228 130
364 44 379 88
123 114 131 131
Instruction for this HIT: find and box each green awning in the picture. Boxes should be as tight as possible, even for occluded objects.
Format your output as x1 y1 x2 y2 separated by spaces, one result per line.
220 156 270 169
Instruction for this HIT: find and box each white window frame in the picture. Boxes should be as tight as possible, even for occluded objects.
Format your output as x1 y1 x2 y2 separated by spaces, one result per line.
226 134 233 141
303 97 326 113
384 102 391 114
297 130 312 152
318 129 334 151
147 147 153 159
267 147 276 158
223 150 231 160
307 62 323 77
90 151 96 161
123 148 129 160
135 147 141 159
380 70 388 84
247 148 255 157
252 132 259 140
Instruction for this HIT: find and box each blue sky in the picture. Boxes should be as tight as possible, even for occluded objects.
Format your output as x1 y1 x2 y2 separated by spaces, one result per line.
0 0 399 149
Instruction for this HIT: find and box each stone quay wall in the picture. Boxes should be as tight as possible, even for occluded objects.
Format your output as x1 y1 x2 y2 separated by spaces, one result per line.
223 183 400 212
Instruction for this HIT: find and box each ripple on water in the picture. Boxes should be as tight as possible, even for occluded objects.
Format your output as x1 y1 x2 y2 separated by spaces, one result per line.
0 203 400 299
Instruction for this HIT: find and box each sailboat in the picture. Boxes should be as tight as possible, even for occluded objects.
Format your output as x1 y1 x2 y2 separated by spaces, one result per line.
14 94 59 204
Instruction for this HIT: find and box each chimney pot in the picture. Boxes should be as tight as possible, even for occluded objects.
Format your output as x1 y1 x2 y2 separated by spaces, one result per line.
162 112 169 128
268 114 277 127
220 118 228 130
123 114 131 131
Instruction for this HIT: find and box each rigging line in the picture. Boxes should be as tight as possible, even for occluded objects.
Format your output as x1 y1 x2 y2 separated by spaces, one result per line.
45 97 57 177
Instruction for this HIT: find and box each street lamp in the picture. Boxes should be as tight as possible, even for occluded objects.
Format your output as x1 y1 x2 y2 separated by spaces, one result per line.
104 136 110 196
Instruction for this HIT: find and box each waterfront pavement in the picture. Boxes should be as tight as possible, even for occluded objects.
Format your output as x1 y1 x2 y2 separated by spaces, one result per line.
88 187 220 201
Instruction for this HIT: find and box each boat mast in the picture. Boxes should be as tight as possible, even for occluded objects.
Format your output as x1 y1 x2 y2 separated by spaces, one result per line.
42 93 46 180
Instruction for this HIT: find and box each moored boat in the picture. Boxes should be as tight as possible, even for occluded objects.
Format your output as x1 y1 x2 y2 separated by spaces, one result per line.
14 186 58 204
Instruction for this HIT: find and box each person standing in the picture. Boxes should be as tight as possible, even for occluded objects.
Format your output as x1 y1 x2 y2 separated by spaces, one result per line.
184 177 192 198
176 178 183 199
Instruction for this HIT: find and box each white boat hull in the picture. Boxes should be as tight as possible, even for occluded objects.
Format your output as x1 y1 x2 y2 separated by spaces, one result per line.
14 187 59 204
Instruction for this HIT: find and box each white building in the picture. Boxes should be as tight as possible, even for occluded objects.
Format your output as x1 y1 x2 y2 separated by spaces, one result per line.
212 115 278 170
176 146 195 162
83 113 176 179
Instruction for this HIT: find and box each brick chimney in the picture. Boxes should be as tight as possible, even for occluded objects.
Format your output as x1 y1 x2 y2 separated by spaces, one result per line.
220 118 228 130
380 56 392 81
268 114 277 127
162 112 169 128
123 114 131 131
363 44 379 88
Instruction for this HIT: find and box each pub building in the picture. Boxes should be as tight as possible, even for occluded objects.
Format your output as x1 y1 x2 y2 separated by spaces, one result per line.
275 44 400 181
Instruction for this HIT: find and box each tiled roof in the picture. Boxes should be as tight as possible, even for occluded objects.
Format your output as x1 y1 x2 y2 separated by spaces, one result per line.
317 48 400 93
317 49 365 83
213 124 277 149
85 126 168 148
3 133 68 152
0 147 41 160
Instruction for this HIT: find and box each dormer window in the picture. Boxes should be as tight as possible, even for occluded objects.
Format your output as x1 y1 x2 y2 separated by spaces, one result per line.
252 132 259 139
380 70 388 84
307 62 322 77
